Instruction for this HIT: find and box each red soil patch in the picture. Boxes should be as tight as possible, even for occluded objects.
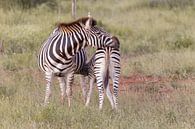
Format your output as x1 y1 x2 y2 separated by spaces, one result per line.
119 74 195 94
120 74 170 85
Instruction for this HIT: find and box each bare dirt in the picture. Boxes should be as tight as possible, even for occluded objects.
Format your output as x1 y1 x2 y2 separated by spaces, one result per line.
119 74 195 94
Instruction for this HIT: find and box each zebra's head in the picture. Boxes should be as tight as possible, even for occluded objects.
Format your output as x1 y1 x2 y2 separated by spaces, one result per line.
111 36 120 49
80 17 118 48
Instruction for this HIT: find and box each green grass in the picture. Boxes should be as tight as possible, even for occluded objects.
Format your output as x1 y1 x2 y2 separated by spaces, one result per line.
121 51 195 77
0 0 195 128
0 70 194 129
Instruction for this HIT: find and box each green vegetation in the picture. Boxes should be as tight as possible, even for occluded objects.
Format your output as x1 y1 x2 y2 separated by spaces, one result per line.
0 0 195 128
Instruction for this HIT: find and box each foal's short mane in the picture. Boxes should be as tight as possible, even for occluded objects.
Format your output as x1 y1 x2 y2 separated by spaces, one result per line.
112 36 120 44
112 36 120 49
57 17 97 28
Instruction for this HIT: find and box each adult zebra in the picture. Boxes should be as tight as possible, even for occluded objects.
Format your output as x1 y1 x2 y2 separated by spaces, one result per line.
38 17 117 106
79 36 120 110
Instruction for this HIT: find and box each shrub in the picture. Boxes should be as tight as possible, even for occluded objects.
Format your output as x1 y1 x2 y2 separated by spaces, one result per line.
0 86 16 98
166 35 194 50
149 0 195 8
165 111 177 124
0 0 57 10
173 36 193 49
0 87 6 97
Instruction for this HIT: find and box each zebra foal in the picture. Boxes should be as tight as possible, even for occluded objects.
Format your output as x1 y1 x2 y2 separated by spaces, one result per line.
38 17 117 106
79 36 120 110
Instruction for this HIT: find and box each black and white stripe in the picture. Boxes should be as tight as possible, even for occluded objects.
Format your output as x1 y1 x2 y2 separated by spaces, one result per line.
79 36 120 110
38 17 116 106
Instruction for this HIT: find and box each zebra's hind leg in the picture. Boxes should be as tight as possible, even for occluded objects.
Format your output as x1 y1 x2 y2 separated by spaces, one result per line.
112 78 119 109
58 77 66 105
65 71 74 107
96 79 105 110
85 77 95 107
105 83 115 109
44 72 53 105
80 75 87 103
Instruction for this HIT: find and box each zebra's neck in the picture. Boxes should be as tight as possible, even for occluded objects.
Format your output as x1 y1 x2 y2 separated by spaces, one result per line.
58 27 87 59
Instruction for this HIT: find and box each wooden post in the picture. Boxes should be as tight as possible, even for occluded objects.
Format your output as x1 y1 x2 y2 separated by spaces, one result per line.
71 0 76 19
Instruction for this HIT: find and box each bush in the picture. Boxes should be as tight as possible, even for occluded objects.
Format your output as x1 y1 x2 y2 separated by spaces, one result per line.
165 34 194 50
0 0 57 10
149 0 195 8
173 36 193 49
0 86 16 98
165 111 177 124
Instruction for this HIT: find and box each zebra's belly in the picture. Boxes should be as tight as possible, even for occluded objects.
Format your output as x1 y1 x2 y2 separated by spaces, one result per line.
42 62 74 77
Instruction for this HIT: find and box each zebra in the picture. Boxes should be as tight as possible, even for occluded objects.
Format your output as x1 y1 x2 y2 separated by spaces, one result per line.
38 17 118 106
78 36 120 110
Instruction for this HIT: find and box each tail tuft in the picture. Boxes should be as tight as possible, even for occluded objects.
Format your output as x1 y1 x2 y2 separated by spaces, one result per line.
104 69 109 88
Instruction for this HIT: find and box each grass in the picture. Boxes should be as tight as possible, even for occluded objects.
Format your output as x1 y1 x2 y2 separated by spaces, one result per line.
0 0 195 128
121 51 195 77
0 70 194 129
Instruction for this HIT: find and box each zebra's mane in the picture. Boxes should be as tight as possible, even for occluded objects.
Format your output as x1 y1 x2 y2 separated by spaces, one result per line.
57 17 97 28
112 36 120 49
112 36 120 45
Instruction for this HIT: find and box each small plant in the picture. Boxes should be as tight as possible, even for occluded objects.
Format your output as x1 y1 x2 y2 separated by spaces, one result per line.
0 86 6 97
171 66 194 79
174 36 193 49
166 35 194 50
0 86 16 98
145 85 159 94
133 61 144 74
165 111 177 124
33 106 57 123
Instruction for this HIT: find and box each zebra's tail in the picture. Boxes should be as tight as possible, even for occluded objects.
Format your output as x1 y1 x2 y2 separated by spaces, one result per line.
104 66 109 89
104 48 110 89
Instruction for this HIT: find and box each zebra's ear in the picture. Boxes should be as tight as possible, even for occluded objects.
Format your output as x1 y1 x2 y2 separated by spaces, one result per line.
85 18 93 29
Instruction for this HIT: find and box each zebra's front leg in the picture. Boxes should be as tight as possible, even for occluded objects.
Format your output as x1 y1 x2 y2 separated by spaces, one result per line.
85 77 95 107
44 72 53 105
58 77 66 105
65 71 74 107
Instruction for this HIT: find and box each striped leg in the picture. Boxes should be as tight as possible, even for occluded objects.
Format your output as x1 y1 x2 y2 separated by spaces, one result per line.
110 47 120 109
112 78 119 109
94 50 107 110
85 77 95 107
58 77 66 104
80 75 87 102
105 83 115 109
110 62 120 109
44 72 53 105
65 71 74 107
96 78 105 110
